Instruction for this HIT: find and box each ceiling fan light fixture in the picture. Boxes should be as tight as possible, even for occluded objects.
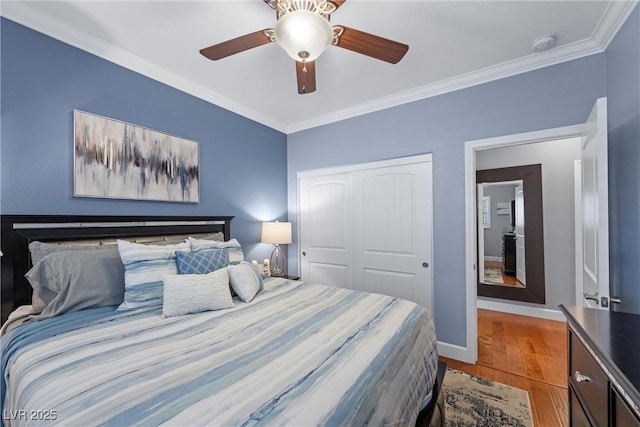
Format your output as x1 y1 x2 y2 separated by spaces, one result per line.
275 10 333 61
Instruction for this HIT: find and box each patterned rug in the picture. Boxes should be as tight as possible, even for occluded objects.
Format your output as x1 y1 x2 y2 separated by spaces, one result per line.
443 369 533 427
483 268 504 284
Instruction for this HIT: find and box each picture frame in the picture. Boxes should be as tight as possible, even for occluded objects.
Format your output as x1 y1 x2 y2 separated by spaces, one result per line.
73 110 199 203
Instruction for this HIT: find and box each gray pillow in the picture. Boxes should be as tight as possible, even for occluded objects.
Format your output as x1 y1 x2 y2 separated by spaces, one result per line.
25 248 125 317
28 241 115 310
28 240 112 266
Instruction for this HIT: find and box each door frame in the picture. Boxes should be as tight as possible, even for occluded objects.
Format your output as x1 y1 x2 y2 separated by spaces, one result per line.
463 124 584 363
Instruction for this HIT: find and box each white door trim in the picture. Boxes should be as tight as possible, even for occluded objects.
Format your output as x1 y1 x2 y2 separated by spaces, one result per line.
574 160 585 307
297 153 433 178
463 123 585 363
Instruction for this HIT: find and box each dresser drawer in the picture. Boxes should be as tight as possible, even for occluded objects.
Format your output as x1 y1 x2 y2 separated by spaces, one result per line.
570 331 608 427
570 385 593 427
612 386 640 427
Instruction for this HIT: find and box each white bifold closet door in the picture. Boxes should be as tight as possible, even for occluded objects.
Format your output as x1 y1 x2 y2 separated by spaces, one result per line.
298 155 433 311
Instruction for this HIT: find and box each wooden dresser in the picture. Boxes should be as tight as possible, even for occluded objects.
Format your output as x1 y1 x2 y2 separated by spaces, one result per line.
560 305 640 426
502 233 516 276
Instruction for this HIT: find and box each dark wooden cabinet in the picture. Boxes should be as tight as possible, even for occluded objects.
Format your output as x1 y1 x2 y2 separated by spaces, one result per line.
560 306 640 427
502 234 516 276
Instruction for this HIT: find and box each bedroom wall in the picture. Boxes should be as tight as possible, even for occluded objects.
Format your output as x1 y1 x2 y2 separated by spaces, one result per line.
476 138 581 312
287 54 607 347
0 18 288 262
606 4 640 314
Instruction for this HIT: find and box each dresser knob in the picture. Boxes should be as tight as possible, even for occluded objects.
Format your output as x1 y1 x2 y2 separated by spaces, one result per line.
575 371 592 383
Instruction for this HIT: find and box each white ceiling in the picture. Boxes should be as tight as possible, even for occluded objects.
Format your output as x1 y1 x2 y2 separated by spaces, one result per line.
2 1 637 133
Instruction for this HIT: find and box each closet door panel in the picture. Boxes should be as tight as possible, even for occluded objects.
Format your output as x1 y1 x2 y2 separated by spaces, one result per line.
353 161 433 310
299 174 352 288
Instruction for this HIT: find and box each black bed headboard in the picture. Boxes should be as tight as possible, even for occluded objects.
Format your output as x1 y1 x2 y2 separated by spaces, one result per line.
0 215 233 324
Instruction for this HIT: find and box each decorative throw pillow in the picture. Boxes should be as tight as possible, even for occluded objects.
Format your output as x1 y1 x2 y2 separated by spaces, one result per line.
175 248 228 275
25 248 125 317
188 237 244 265
162 269 233 317
28 241 114 311
227 261 264 303
117 239 190 311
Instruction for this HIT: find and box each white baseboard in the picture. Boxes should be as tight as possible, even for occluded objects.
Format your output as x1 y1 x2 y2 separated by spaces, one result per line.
477 299 567 322
484 256 502 262
437 341 476 364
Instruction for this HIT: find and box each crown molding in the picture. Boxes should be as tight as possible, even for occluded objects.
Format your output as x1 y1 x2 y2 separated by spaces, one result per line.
591 0 638 49
3 1 637 135
286 1 638 134
286 36 604 133
0 2 289 133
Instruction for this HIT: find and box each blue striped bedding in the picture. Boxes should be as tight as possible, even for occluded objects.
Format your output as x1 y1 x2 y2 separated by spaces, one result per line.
1 278 438 426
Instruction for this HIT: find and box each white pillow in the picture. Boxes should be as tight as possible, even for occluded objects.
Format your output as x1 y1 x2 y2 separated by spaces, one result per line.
162 268 233 317
227 261 264 302
189 237 244 264
117 239 190 311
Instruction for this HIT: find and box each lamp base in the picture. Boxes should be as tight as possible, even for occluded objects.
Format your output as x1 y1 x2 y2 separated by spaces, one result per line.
270 244 286 277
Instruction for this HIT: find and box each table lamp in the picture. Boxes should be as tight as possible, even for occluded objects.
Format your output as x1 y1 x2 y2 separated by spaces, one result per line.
261 221 292 277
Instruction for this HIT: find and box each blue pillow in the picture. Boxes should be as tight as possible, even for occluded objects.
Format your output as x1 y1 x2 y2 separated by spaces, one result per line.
117 239 190 311
176 248 228 275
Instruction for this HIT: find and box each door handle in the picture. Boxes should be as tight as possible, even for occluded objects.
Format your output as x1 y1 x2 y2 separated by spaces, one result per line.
302 251 307 256
610 297 622 304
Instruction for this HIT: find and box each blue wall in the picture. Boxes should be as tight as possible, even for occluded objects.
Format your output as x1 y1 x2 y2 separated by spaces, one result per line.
3 7 638 348
287 54 607 346
0 19 288 262
606 5 640 313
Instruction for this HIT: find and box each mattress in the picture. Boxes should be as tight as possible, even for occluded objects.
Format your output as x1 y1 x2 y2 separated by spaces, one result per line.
2 277 438 426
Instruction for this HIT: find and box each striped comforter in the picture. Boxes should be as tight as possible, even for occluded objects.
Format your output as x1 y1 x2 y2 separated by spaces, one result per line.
1 278 438 426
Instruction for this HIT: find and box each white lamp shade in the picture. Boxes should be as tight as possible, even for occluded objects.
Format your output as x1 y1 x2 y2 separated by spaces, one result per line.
261 222 292 245
275 10 333 61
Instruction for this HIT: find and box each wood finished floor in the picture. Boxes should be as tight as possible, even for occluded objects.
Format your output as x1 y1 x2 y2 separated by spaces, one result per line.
440 309 568 427
484 260 525 287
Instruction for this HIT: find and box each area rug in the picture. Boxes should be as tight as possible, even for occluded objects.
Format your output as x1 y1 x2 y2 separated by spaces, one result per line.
483 268 504 284
443 369 533 427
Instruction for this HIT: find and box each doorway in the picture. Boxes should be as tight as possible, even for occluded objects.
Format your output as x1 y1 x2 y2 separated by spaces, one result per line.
462 97 609 363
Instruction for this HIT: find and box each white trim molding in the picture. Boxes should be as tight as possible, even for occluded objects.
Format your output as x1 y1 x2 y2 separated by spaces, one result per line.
1 1 636 134
437 341 476 364
477 299 567 323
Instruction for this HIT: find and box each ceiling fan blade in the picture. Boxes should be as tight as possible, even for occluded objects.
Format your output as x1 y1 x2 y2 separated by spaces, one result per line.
296 61 316 94
200 29 274 60
328 0 347 9
332 25 408 64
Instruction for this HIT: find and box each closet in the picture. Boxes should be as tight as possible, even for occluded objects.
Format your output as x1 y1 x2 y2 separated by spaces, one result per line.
297 154 433 310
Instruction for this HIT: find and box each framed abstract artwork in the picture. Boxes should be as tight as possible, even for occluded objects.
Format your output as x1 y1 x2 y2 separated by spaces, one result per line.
73 110 199 203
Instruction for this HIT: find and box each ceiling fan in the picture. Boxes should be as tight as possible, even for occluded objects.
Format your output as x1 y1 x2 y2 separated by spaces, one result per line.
199 0 409 94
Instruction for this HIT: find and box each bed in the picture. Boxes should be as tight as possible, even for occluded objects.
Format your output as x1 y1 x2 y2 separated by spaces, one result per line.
0 215 445 426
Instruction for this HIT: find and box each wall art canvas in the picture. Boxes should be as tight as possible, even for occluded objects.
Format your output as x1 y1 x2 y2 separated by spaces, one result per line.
74 110 199 203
